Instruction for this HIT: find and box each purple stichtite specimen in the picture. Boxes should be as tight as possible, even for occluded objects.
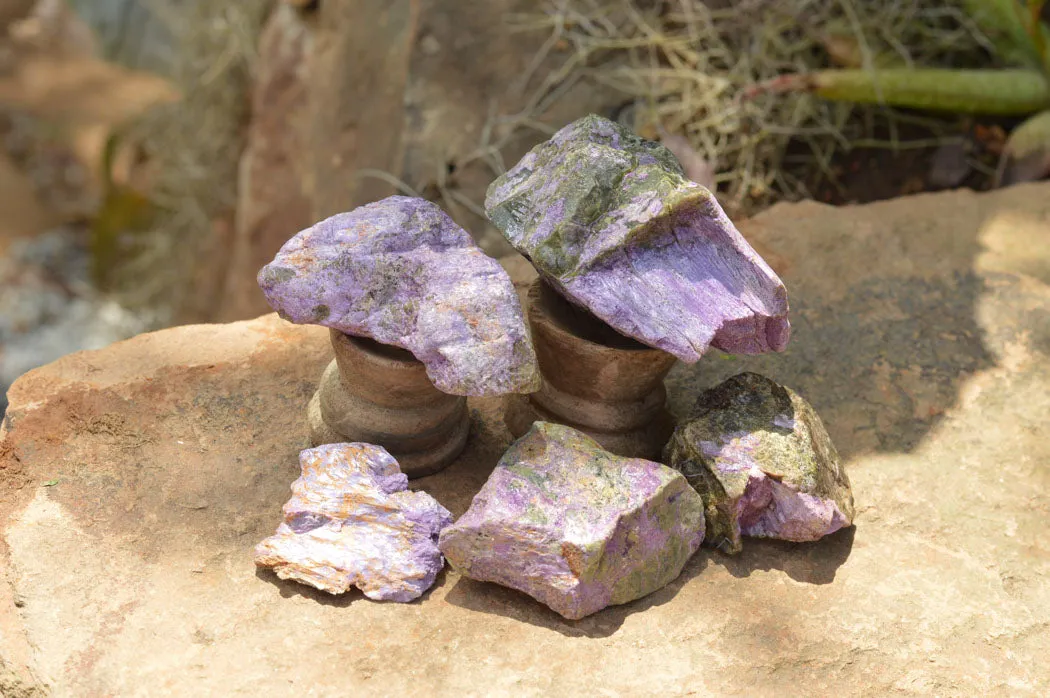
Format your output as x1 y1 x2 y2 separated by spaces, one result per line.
485 114 790 362
439 422 705 620
258 196 541 396
254 443 453 602
664 372 854 554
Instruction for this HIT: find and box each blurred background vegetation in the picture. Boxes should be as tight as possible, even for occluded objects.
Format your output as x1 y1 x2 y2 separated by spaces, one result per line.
2 0 1049 415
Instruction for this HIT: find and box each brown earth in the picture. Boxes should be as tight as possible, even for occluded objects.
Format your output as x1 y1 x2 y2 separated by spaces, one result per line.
796 117 1017 206
1 184 1049 696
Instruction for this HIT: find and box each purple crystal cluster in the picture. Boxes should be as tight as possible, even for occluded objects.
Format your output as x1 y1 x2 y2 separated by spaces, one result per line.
253 117 851 616
439 422 705 620
664 373 854 553
255 443 452 602
258 196 540 396
485 114 790 362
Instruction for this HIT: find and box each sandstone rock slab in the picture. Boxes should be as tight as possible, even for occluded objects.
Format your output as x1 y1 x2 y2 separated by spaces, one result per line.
439 422 704 620
255 442 452 601
3 185 1050 696
664 372 854 554
485 115 790 361
258 195 540 396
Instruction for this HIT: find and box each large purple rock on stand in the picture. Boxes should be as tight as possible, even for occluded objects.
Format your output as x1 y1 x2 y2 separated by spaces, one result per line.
258 196 541 396
485 114 790 362
255 443 453 602
439 422 705 620
664 372 854 554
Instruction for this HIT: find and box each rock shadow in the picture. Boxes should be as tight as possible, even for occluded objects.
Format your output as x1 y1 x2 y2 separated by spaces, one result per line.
254 560 451 607
443 553 708 639
666 213 999 464
704 525 855 585
411 403 512 518
254 568 360 608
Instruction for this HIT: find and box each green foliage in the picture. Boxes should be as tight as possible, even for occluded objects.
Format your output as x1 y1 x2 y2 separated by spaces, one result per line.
807 69 1050 115
762 1 1050 116
960 0 1050 71
89 130 160 290
751 1 1050 180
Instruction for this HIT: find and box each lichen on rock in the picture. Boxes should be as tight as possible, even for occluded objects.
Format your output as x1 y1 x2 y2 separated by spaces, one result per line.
485 114 790 362
439 422 705 620
254 442 453 602
257 195 541 396
664 372 854 554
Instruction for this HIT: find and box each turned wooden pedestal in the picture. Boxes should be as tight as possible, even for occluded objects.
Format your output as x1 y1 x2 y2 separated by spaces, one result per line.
308 330 469 478
505 281 677 460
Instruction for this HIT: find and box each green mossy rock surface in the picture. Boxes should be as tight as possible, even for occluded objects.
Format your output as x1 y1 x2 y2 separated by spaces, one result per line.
665 372 854 554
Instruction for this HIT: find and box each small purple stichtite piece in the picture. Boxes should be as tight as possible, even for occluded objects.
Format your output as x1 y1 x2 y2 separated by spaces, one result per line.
664 372 855 554
485 114 790 362
258 196 540 396
439 422 705 620
254 443 453 602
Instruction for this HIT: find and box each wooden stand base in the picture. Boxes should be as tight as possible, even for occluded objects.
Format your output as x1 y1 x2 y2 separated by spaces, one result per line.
308 330 468 478
504 281 677 460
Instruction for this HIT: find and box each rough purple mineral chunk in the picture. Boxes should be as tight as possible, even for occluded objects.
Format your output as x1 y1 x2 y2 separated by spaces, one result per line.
258 196 541 396
485 114 790 362
254 443 453 602
664 372 854 554
439 422 705 620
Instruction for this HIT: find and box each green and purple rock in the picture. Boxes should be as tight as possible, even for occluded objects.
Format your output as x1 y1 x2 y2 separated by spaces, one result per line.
485 114 790 362
664 372 854 554
439 422 705 620
254 443 453 602
258 196 540 396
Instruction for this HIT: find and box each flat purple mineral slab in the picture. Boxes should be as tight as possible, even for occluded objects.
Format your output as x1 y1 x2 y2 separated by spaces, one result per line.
439 422 705 620
254 443 453 602
258 196 540 396
664 372 855 554
485 114 790 362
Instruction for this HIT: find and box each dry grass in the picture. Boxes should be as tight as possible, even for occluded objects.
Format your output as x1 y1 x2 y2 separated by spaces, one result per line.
474 0 995 216
96 0 996 311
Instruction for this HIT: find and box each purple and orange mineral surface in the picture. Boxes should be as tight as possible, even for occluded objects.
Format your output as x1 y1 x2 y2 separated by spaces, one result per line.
255 443 452 602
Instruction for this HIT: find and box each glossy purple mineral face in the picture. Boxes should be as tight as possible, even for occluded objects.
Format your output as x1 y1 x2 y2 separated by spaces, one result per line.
258 196 541 396
664 372 854 554
439 422 705 620
254 443 453 602
485 114 790 362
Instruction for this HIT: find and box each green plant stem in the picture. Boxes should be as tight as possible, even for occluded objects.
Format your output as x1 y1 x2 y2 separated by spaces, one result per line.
771 68 1050 115
961 0 1049 69
1028 0 1048 66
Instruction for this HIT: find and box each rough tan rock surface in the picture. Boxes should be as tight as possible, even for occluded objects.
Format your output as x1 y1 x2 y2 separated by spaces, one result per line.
221 5 314 322
307 0 419 221
3 184 1050 695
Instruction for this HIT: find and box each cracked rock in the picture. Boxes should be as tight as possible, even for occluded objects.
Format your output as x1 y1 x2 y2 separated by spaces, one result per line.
258 195 540 396
439 422 705 619
664 372 854 554
485 114 790 362
255 442 453 602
